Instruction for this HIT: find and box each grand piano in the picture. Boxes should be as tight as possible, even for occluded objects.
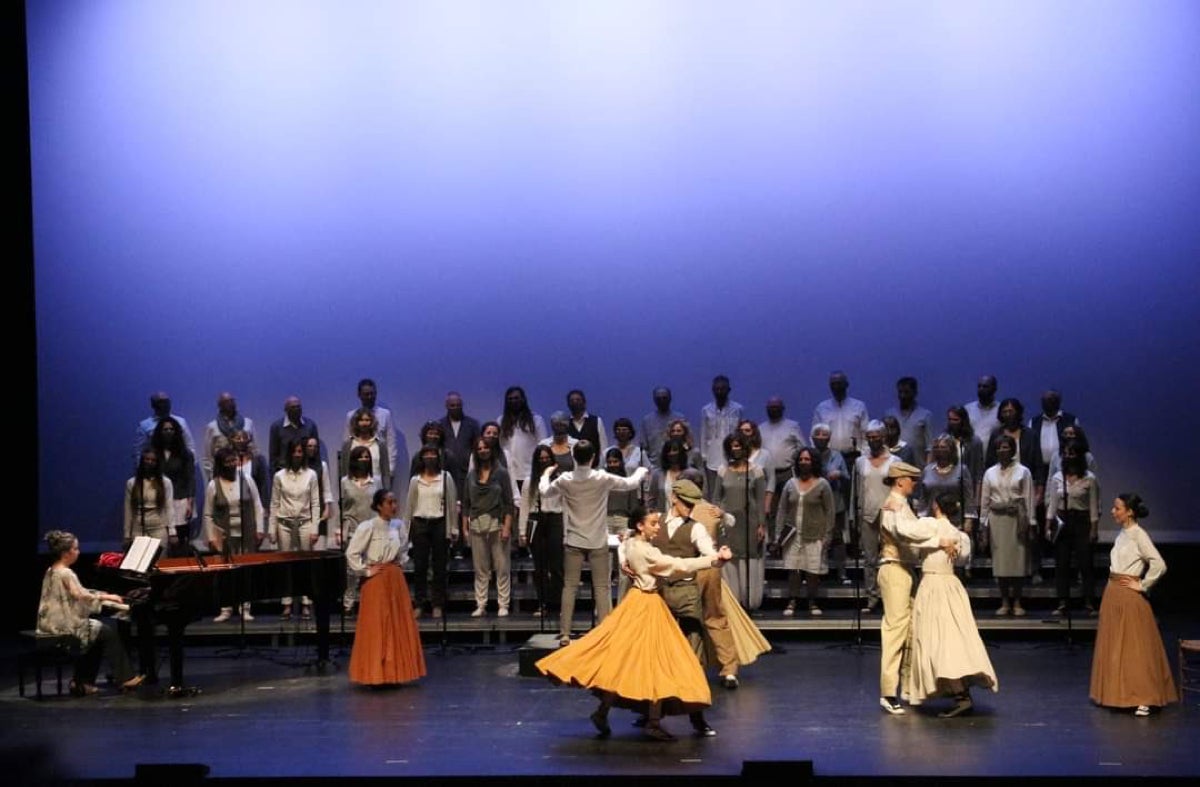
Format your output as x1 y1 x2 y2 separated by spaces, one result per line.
100 551 345 695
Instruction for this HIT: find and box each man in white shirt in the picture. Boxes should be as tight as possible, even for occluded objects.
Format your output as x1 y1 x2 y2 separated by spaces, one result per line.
759 396 805 517
540 441 648 647
700 375 743 500
812 370 870 459
344 378 398 490
964 375 1001 446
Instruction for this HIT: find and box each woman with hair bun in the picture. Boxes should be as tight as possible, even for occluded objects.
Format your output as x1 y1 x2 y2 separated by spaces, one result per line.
37 530 143 695
345 490 425 686
535 507 731 741
1089 493 1177 716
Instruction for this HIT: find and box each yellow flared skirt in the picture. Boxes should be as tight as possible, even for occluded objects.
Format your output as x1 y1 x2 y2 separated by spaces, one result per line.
719 579 771 666
535 588 711 715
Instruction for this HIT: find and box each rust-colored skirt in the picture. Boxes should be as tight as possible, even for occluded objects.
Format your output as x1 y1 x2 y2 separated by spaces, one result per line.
349 564 427 686
535 587 711 716
1089 576 1177 708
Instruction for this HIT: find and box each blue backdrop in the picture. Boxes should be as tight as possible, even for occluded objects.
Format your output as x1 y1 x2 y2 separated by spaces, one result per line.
27 1 1200 546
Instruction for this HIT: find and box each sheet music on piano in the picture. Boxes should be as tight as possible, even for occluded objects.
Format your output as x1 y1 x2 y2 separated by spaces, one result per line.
120 536 163 575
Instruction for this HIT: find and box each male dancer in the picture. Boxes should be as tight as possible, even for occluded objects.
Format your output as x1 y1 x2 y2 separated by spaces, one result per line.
682 469 745 689
876 461 958 714
648 479 721 735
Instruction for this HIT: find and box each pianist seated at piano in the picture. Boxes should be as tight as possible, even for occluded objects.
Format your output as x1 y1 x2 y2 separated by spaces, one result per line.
37 530 145 695
204 446 266 622
346 490 426 686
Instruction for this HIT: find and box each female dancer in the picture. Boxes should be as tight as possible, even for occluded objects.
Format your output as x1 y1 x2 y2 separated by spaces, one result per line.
906 494 998 717
346 490 426 686
37 530 143 695
1089 493 1177 716
536 507 731 741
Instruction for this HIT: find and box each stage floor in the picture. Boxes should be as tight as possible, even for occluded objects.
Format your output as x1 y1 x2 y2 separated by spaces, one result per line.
2 619 1197 784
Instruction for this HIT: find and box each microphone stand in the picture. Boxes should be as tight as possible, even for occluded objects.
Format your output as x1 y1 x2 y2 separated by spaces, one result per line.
332 460 350 658
1046 469 1075 648
841 440 868 651
957 451 969 586
438 468 452 653
534 485 547 633
743 459 752 615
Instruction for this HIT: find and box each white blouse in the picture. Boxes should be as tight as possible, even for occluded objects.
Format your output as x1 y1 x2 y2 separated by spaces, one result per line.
623 537 719 592
345 517 410 576
1109 524 1166 592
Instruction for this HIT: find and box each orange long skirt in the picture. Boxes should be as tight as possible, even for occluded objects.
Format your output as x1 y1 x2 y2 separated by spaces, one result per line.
535 588 710 716
1089 577 1177 708
349 564 427 686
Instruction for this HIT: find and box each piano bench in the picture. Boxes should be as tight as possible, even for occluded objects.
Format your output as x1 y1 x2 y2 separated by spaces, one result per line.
18 631 81 700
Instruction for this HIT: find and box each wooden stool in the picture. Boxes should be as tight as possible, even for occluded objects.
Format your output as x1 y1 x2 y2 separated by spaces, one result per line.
17 631 81 699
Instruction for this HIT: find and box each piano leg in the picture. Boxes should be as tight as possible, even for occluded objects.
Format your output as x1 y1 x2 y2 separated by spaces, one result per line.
133 610 159 684
315 589 332 671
